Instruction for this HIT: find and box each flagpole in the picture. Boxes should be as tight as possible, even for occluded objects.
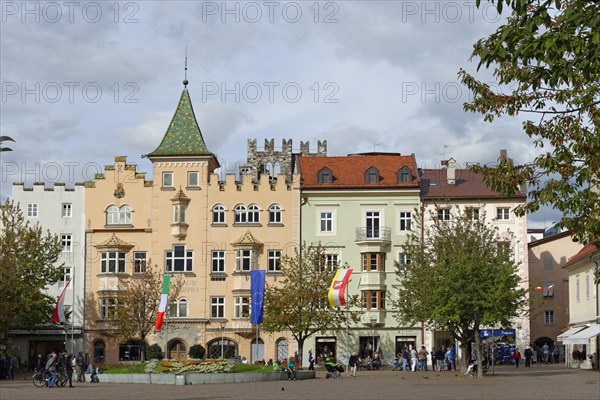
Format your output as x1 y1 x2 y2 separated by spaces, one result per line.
71 268 75 353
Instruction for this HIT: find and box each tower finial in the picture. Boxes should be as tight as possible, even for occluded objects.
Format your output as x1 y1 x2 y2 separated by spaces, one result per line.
183 47 188 86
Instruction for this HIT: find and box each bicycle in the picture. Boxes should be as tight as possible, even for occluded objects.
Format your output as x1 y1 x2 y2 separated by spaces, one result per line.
32 368 68 388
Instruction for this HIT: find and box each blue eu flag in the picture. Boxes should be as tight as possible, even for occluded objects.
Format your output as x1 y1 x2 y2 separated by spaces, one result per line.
250 270 266 325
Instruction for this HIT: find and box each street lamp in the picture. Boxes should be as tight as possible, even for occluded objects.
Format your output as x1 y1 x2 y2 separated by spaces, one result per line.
220 321 225 360
371 317 377 359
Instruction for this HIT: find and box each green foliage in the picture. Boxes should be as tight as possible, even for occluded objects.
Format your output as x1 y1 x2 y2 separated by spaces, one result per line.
394 208 526 376
145 344 163 360
188 344 205 359
263 243 359 356
0 200 63 338
460 0 600 253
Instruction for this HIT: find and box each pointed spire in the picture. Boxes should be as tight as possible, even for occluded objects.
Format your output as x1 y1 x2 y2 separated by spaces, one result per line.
147 87 213 158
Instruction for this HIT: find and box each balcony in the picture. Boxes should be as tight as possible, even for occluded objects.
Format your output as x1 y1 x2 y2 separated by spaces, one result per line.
360 310 387 326
355 227 391 244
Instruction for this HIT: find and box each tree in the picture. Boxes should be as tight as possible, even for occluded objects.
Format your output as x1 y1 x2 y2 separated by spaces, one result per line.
395 209 526 377
0 200 63 338
262 243 358 361
459 0 600 252
109 263 182 361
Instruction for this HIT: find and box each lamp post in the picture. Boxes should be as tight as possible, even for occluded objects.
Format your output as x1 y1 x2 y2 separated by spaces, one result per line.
371 317 377 359
220 321 225 360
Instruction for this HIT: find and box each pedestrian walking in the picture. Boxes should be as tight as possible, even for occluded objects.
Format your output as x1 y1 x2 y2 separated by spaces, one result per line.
513 349 522 368
308 350 314 371
348 352 358 377
524 346 533 367
76 352 85 382
65 353 74 388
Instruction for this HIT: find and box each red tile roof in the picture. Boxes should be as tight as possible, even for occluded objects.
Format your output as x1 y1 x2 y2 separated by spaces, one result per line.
299 154 419 189
563 244 598 268
420 169 526 199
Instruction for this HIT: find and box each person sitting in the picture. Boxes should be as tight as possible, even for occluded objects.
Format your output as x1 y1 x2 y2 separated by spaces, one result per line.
362 354 372 370
286 357 297 381
372 351 382 370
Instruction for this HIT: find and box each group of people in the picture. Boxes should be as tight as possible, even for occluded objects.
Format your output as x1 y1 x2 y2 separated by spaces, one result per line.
0 354 19 379
38 350 95 388
392 345 457 372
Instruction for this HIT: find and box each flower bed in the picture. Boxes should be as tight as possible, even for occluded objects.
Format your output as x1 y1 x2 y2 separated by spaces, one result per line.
160 359 234 373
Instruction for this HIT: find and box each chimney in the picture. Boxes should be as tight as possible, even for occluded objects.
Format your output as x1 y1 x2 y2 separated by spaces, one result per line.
499 149 508 163
446 158 456 185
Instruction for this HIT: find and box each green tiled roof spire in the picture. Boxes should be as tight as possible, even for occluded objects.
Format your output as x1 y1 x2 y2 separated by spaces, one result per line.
148 87 212 157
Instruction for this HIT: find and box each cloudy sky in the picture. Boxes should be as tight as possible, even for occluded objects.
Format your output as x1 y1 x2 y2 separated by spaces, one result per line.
0 0 560 228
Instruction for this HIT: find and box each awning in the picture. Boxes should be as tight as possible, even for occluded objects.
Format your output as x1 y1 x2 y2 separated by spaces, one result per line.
557 326 587 342
563 324 600 345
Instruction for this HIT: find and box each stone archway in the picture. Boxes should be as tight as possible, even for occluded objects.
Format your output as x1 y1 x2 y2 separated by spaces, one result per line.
169 340 187 360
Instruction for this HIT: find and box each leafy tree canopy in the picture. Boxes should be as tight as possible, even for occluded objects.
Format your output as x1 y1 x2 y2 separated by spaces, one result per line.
460 0 600 249
395 208 526 376
263 243 359 358
0 200 63 338
109 263 182 361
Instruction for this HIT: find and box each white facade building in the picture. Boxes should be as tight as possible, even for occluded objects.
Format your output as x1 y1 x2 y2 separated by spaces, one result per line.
10 182 86 363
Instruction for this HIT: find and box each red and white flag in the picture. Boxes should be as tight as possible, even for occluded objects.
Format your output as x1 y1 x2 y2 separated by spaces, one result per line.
328 268 353 307
52 278 72 323
154 275 171 331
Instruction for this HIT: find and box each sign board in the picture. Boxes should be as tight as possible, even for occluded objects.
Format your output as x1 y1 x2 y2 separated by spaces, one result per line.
480 329 516 337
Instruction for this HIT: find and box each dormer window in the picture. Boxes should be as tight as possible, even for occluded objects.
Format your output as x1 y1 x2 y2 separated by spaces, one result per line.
364 166 380 184
317 167 333 184
397 166 412 183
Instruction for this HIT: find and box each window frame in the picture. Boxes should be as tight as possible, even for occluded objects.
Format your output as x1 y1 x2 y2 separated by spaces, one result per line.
101 251 126 273
211 297 225 319
267 250 282 272
165 245 194 273
362 252 385 272
61 234 73 253
399 211 412 232
361 290 386 310
234 204 248 223
99 298 118 320
437 208 451 221
27 203 38 218
211 250 225 273
268 204 282 224
247 204 260 223
235 249 254 272
187 171 199 188
133 252 147 274
496 207 510 221
234 296 250 319
212 204 226 224
543 310 555 325
162 171 174 188
62 203 72 218
317 167 333 184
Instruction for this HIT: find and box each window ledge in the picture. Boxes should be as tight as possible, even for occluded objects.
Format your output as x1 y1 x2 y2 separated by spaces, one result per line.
98 272 130 278
104 224 134 229
186 186 201 190
267 223 284 227
211 223 228 227
266 271 283 275
166 271 197 277
233 223 262 227
161 187 176 191
232 271 251 275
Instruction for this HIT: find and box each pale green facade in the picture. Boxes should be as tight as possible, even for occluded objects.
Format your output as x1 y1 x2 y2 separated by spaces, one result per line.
300 188 422 366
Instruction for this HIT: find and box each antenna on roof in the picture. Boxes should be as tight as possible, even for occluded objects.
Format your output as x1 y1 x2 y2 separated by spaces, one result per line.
183 47 188 86
440 144 451 160
373 139 382 152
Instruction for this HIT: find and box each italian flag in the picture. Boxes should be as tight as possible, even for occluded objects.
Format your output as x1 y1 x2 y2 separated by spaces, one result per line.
154 275 171 331
52 277 72 323
328 268 353 307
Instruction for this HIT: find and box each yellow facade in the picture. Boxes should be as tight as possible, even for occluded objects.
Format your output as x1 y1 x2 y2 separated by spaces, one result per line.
84 87 300 364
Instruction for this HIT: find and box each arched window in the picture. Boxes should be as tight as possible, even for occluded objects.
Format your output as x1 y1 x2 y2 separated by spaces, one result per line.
169 298 188 318
234 205 247 223
93 340 105 363
212 204 225 224
269 204 282 224
120 205 132 224
106 205 132 225
276 339 289 363
247 204 260 223
106 206 119 225
207 339 238 359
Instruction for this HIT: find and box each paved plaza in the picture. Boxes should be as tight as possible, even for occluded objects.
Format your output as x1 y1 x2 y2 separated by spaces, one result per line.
1 364 598 400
